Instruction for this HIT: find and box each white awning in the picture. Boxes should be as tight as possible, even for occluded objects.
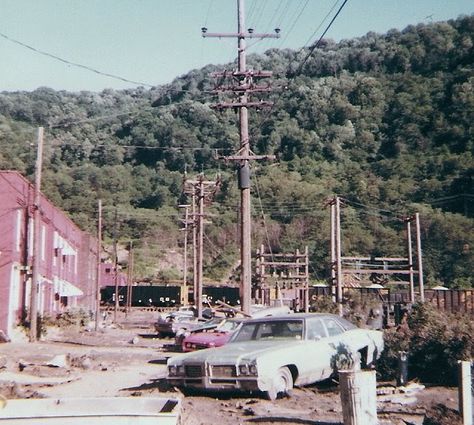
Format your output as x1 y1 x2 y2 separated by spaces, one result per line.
58 280 83 297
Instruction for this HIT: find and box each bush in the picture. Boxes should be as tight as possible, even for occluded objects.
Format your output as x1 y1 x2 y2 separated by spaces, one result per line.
377 303 473 385
42 309 91 328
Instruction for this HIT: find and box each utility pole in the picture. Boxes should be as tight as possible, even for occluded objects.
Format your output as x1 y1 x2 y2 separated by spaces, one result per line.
184 175 219 318
113 207 119 322
335 196 343 316
192 193 197 306
406 216 415 304
415 213 425 302
94 199 102 331
202 0 280 315
126 240 133 313
29 127 44 342
179 205 191 305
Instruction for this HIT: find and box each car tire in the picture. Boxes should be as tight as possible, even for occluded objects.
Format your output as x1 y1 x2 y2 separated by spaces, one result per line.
266 367 293 401
179 387 197 397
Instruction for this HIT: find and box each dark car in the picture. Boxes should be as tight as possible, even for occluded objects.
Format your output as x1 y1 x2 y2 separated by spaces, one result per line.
154 307 213 337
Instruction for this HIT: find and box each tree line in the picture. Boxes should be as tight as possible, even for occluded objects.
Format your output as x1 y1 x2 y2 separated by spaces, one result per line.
0 15 472 287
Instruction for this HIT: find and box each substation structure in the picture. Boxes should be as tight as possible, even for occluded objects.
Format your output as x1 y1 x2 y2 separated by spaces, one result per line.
254 245 310 312
329 196 425 313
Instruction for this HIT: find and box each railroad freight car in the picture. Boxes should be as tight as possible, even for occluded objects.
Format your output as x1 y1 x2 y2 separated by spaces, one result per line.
101 285 240 308
101 285 180 307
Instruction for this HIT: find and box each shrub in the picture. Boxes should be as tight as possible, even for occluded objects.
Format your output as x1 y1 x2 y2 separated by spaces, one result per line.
377 303 473 385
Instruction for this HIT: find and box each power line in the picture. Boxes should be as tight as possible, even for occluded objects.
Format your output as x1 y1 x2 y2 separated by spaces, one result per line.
301 0 342 50
279 0 310 46
294 0 350 75
0 30 155 88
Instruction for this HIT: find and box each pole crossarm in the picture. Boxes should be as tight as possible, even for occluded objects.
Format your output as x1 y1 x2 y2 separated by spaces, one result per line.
211 70 273 79
211 101 273 109
218 154 276 162
202 32 280 39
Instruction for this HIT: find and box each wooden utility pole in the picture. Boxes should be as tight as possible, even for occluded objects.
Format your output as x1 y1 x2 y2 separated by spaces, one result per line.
197 181 205 318
29 127 44 342
415 213 425 302
126 240 133 313
406 217 415 303
202 0 279 315
94 199 102 331
330 201 337 303
335 196 343 315
179 205 191 305
192 193 197 306
113 207 119 322
184 175 219 318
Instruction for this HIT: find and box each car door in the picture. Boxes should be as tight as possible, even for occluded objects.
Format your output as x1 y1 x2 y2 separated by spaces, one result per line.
322 317 367 368
296 318 334 385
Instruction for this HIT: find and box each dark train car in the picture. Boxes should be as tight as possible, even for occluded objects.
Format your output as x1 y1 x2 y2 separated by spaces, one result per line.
101 285 181 307
132 285 180 307
203 286 240 306
101 285 239 308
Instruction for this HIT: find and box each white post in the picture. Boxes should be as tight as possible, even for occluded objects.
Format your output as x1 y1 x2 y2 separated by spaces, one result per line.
339 370 378 425
458 361 472 425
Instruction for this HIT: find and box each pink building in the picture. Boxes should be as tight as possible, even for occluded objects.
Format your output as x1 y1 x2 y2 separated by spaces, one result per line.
0 171 98 338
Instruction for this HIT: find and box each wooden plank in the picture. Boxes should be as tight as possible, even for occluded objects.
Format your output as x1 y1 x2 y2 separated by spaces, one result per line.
342 269 418 275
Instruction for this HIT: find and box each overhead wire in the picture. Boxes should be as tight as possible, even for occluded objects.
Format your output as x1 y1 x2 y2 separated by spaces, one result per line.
0 31 155 88
294 0 350 74
301 0 342 51
263 0 286 33
278 0 311 46
248 0 269 31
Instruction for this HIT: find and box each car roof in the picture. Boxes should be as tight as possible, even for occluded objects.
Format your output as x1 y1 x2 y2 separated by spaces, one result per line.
242 312 341 324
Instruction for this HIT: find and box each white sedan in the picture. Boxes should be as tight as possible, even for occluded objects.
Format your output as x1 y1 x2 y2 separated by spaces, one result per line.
167 313 384 400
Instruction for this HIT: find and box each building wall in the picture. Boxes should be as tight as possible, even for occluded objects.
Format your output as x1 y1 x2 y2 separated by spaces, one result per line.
0 171 98 337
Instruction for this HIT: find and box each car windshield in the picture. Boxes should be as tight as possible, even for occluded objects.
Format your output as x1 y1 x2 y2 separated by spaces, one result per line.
217 320 241 332
231 319 303 342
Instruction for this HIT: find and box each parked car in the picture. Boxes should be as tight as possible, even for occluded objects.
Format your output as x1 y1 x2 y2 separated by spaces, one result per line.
174 305 290 350
167 313 384 400
181 318 243 352
154 307 213 337
174 316 229 348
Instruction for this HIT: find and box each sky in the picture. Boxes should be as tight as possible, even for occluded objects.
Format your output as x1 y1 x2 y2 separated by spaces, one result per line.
0 0 472 93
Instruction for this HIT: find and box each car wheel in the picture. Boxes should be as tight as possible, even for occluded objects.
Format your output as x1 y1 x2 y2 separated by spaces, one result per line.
266 367 293 401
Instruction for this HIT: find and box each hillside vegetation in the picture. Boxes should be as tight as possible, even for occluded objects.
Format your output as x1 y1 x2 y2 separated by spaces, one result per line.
0 16 472 286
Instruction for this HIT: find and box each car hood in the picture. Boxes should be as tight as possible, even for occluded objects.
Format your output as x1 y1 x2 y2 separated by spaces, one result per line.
176 340 301 364
185 331 230 344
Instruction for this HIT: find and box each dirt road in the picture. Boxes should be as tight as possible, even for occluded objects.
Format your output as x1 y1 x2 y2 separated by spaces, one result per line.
0 310 462 425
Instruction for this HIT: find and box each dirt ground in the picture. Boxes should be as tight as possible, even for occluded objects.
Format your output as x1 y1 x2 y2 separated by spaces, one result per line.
0 310 463 425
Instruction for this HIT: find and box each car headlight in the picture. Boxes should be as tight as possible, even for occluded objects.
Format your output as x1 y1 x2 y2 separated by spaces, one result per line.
239 362 257 376
168 365 184 376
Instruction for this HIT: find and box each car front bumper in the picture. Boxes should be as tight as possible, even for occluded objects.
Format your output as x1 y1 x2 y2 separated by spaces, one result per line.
168 363 266 392
168 375 260 392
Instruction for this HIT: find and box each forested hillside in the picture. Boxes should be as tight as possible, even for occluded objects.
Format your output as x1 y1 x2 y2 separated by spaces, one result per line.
0 16 472 287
